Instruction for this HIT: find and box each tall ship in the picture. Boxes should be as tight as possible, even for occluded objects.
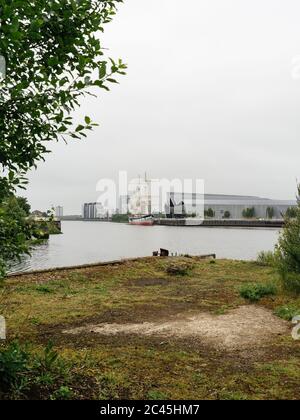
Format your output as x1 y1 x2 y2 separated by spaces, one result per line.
129 215 154 226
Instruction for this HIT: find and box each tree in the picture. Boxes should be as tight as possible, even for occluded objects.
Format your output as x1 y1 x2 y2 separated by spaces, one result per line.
266 207 274 220
0 196 31 277
16 197 31 216
242 207 255 219
0 1 126 276
285 206 297 219
275 185 300 293
205 208 215 218
223 210 231 219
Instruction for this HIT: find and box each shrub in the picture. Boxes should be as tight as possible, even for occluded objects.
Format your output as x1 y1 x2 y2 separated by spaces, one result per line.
266 207 274 219
166 262 194 276
242 207 255 218
274 305 300 321
204 208 215 218
223 211 231 219
239 282 277 302
256 251 276 267
0 341 71 399
279 272 300 295
0 342 29 393
274 186 300 294
285 206 298 219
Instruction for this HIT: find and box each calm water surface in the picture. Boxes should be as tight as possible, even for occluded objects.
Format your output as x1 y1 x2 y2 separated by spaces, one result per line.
10 221 281 273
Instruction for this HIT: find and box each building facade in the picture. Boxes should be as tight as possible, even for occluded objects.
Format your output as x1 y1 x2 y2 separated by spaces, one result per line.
165 193 296 220
55 206 64 218
82 202 107 219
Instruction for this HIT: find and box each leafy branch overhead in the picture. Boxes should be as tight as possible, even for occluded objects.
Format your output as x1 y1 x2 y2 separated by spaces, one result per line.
0 1 125 277
0 0 126 179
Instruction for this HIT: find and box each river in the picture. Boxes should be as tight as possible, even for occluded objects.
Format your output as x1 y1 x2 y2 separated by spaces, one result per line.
9 221 280 273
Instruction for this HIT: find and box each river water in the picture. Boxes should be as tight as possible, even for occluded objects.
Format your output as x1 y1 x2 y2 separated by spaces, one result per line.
9 221 281 273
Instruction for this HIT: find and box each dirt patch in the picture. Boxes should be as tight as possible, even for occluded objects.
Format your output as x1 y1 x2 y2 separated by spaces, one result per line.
63 305 289 351
132 278 171 287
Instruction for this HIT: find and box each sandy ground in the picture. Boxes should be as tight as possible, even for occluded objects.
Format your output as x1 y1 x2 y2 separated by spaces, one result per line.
63 305 289 351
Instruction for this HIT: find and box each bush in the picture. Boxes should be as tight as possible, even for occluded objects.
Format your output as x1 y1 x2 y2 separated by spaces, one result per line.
166 262 194 276
239 282 277 302
279 272 300 295
204 208 215 218
0 341 71 399
256 251 276 267
274 305 300 321
0 342 29 393
242 207 255 218
266 207 274 219
285 206 298 219
274 187 300 294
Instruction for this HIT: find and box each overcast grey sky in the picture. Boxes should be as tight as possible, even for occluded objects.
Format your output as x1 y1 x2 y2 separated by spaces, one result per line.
24 0 300 213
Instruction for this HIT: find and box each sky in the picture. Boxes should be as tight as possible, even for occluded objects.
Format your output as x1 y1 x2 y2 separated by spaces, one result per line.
24 0 300 214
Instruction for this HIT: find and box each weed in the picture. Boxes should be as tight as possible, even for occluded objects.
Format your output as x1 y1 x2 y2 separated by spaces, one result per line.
35 285 53 294
280 272 300 295
51 386 73 400
239 282 277 302
274 305 300 321
0 342 29 393
256 251 276 267
147 390 168 400
166 262 194 276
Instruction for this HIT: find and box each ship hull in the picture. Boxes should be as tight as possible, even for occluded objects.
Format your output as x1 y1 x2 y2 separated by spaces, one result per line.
129 215 154 226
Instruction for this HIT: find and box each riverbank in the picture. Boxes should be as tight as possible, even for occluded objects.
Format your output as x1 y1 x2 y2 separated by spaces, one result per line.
1 257 300 400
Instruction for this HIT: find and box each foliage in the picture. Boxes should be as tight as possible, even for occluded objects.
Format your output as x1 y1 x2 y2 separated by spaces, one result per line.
0 0 126 181
165 262 194 276
111 213 129 223
285 206 298 219
239 282 277 302
0 0 126 275
223 210 231 219
0 341 71 399
205 208 215 218
275 185 300 294
0 342 29 393
242 207 255 219
274 305 300 321
266 207 274 219
278 272 300 295
51 385 73 400
0 195 31 277
256 251 276 267
16 197 31 216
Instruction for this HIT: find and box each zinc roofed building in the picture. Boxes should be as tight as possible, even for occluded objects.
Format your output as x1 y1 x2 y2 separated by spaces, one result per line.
165 193 296 219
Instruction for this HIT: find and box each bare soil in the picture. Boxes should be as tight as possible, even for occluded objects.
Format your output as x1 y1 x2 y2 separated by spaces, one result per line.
64 305 289 351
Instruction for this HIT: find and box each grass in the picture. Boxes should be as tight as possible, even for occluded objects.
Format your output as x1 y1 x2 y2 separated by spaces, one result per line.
0 257 300 400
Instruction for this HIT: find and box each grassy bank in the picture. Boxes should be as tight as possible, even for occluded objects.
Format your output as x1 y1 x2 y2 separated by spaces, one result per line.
0 257 300 400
